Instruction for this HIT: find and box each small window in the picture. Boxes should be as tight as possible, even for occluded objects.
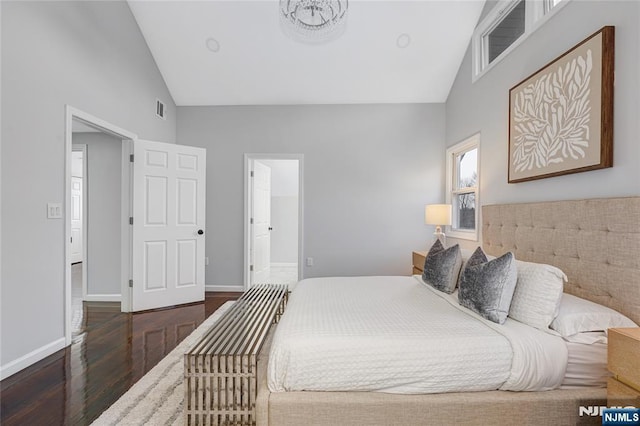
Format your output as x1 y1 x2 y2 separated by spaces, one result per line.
472 0 570 81
486 0 525 64
446 134 480 240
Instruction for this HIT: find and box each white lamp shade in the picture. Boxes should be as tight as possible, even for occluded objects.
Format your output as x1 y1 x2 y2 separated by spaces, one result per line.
425 204 452 226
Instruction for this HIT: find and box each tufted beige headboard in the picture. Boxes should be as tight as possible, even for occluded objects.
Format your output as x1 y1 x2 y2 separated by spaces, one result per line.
483 197 640 325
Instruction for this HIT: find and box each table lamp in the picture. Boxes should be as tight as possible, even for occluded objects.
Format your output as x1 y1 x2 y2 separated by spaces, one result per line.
425 204 452 246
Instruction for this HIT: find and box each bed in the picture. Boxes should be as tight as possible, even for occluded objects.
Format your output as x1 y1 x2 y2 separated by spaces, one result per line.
254 197 640 426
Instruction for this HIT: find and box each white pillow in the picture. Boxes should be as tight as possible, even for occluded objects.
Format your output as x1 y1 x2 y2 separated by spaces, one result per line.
508 260 566 330
550 293 638 337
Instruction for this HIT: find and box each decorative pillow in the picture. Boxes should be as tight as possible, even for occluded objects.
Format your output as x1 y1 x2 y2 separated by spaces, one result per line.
458 247 518 324
461 247 495 265
460 248 481 263
550 293 638 336
508 260 567 330
422 240 462 294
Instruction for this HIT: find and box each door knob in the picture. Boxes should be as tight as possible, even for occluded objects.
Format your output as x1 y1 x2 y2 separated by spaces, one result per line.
197 229 204 235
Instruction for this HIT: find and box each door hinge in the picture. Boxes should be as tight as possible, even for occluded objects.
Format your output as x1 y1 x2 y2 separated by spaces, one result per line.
250 218 254 225
250 171 254 178
129 279 133 288
129 217 133 225
70 236 73 243
130 154 134 163
250 265 254 272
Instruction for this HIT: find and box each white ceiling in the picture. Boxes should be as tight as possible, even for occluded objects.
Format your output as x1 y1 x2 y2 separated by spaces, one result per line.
127 1 485 106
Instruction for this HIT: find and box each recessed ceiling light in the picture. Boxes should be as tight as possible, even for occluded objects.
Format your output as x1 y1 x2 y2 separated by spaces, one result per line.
396 33 411 49
205 37 220 53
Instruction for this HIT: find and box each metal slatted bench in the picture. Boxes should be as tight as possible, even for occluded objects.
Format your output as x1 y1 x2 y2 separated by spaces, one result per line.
184 284 288 426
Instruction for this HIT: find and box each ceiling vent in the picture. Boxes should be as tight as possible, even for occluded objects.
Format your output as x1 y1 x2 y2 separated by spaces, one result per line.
156 99 166 120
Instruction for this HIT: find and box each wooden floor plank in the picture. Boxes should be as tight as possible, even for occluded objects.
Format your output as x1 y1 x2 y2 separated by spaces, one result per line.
0 292 241 426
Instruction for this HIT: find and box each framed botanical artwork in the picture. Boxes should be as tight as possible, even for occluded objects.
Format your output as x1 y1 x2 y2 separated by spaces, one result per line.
508 26 614 183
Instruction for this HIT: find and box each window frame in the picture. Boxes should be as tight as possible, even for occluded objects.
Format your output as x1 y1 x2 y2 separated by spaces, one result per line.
472 0 571 82
445 134 480 241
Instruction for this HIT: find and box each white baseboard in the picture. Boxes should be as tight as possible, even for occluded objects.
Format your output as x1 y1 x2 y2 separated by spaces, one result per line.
0 337 66 380
84 294 121 302
206 285 244 292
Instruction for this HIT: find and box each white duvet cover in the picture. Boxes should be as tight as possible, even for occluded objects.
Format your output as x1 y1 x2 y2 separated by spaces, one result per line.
268 275 568 394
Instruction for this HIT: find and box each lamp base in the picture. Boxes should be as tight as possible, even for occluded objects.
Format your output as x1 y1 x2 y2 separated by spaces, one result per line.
433 226 446 247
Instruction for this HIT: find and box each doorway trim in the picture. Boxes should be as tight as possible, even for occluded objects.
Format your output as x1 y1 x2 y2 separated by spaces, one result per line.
71 144 88 300
243 154 304 290
64 106 138 344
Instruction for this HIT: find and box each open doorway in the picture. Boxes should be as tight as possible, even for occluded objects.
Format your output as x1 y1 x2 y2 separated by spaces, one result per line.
70 119 128 336
64 106 137 345
244 154 303 289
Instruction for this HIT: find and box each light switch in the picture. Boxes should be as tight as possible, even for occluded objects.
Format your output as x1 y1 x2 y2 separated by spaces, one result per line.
47 203 63 219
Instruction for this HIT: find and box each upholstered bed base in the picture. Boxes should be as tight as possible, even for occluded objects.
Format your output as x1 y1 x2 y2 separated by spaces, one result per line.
266 391 605 426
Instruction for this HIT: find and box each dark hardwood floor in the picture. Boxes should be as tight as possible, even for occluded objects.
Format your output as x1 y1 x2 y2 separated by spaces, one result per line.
0 292 241 426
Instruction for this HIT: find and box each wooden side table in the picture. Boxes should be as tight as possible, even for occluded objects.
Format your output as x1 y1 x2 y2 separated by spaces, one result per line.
412 251 427 275
607 327 640 407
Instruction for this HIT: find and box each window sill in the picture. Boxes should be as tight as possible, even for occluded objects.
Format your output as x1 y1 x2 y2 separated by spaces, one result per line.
446 228 479 242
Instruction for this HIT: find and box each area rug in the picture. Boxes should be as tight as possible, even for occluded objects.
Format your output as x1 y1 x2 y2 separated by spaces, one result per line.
91 301 235 426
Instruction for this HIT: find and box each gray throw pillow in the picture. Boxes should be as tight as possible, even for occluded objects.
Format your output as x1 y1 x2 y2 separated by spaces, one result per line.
422 240 462 294
458 247 517 324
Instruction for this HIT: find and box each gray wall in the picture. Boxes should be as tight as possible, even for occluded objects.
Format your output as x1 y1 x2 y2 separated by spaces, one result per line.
178 104 446 287
73 132 123 297
1 1 176 374
446 0 640 213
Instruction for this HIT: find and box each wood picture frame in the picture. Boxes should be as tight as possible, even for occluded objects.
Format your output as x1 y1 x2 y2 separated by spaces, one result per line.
508 26 614 183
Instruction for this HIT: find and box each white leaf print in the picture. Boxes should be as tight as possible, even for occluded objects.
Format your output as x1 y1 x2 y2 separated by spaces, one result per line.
512 49 593 171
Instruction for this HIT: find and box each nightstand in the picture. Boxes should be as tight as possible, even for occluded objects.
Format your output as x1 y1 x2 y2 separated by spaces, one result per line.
412 251 427 275
608 327 640 407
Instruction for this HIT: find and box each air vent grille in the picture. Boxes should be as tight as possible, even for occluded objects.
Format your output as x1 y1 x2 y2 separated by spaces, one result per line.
156 99 166 120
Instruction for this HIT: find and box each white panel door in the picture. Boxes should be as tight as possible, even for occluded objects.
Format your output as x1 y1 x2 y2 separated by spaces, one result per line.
251 161 271 286
131 140 206 311
70 176 83 263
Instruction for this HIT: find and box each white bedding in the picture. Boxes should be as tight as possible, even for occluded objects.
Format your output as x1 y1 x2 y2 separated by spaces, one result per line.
561 337 609 388
268 275 568 394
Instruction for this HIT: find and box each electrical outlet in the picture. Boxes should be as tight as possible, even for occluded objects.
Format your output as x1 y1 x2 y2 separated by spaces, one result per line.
205 257 209 266
306 257 314 267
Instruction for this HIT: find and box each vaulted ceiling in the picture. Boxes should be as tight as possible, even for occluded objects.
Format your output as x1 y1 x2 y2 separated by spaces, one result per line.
127 1 485 106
